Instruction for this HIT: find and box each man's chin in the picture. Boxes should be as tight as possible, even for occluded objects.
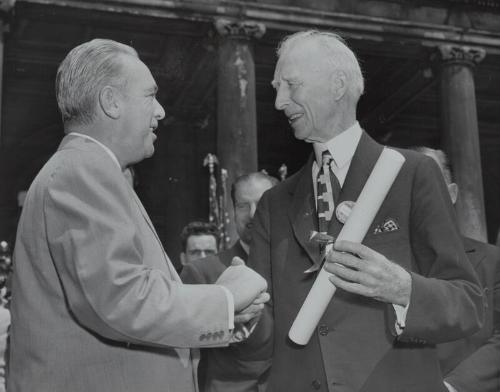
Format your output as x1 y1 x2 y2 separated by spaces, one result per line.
144 145 155 158
292 126 311 142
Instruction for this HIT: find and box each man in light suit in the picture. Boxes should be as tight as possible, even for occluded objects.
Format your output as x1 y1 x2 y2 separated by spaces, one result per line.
416 147 500 392
8 39 268 392
182 172 278 392
245 30 484 391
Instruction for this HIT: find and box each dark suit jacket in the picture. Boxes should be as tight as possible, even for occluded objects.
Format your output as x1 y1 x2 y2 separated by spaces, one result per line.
438 237 500 392
181 242 270 392
247 131 484 392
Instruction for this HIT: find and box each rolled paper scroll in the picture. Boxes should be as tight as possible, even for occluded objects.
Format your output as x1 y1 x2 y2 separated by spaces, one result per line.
288 148 406 345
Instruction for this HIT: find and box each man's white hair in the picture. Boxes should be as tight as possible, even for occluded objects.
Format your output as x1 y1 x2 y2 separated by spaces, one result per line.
55 38 138 127
277 30 364 101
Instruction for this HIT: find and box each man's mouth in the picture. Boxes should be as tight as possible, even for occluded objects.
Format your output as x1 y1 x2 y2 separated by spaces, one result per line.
288 113 303 124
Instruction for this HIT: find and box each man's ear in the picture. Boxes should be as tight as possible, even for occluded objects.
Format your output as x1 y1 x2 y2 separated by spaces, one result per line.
331 70 347 101
99 86 121 119
180 252 187 267
448 183 459 205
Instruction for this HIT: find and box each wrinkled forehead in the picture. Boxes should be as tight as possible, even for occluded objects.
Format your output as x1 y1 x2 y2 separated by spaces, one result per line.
274 39 328 79
187 234 217 249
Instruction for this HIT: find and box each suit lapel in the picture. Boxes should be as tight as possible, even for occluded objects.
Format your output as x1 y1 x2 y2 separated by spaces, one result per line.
288 155 322 266
328 131 384 238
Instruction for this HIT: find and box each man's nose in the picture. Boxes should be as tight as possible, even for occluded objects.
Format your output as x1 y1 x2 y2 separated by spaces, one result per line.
155 99 166 120
274 85 289 111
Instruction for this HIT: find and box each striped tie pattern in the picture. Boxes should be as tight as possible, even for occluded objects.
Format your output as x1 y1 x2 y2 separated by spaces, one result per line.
316 151 341 233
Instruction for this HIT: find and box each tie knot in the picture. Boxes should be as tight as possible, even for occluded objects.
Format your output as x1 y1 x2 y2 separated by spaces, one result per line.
321 151 333 166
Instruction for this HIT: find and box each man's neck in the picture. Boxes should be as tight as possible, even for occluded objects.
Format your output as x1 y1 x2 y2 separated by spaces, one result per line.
66 123 126 169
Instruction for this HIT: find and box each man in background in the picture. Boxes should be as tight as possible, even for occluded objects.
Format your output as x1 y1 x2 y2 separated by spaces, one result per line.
180 221 220 269
416 147 500 392
182 172 278 284
181 171 278 392
8 38 268 392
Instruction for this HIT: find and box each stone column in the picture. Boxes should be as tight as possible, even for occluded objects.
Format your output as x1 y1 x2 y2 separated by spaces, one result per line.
0 1 15 146
438 44 487 242
214 18 265 245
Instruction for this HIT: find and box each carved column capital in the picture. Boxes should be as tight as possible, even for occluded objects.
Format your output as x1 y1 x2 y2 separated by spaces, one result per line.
437 45 486 67
0 0 15 14
214 18 266 40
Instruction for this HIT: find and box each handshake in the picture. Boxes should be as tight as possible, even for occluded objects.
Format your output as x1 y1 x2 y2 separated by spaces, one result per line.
215 257 270 324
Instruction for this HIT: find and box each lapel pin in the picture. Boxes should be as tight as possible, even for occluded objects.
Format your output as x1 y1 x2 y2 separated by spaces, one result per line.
335 201 355 224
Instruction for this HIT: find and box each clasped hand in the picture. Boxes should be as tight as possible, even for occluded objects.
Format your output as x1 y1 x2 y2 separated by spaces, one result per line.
216 257 270 324
324 240 411 306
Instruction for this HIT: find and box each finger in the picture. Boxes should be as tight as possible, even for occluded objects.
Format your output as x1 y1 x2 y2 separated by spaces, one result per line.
325 262 365 283
239 303 265 314
234 312 260 324
252 292 270 305
334 240 380 260
326 249 363 270
231 256 245 266
328 274 372 297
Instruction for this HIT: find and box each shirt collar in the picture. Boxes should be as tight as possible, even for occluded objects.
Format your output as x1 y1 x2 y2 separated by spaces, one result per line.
68 132 121 171
239 240 250 256
313 122 362 168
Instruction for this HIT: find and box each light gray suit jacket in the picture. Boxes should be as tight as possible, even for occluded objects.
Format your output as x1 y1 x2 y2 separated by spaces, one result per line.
8 135 232 392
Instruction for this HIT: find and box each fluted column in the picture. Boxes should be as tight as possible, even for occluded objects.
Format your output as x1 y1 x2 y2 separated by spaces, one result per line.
214 18 265 243
438 44 487 241
0 1 15 146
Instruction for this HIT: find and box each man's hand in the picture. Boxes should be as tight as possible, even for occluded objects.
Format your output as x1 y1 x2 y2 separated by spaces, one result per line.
216 256 268 312
324 240 412 306
234 291 270 324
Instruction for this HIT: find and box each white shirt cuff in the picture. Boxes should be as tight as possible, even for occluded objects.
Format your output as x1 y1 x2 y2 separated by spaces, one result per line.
219 286 235 330
392 301 410 335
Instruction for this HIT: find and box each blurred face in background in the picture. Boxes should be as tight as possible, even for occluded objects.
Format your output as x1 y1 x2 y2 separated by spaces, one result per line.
234 178 274 246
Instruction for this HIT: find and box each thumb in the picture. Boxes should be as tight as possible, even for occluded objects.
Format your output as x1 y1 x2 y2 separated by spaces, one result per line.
231 256 245 266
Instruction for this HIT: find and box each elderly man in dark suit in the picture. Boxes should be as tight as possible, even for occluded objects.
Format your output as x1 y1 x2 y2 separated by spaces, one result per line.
181 171 278 392
244 30 484 392
416 147 500 392
8 38 268 392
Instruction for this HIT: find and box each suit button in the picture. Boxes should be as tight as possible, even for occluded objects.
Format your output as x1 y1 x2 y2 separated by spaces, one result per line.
311 379 321 390
318 324 329 336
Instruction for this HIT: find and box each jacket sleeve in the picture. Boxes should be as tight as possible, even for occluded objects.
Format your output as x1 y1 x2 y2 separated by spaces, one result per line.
44 151 232 349
400 155 485 343
444 258 500 392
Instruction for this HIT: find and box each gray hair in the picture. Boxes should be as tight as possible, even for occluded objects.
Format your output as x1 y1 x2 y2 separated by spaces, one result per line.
414 146 453 185
277 30 364 101
231 172 279 205
55 39 138 127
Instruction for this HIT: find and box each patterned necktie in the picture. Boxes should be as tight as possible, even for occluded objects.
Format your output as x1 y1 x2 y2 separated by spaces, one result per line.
316 151 341 233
